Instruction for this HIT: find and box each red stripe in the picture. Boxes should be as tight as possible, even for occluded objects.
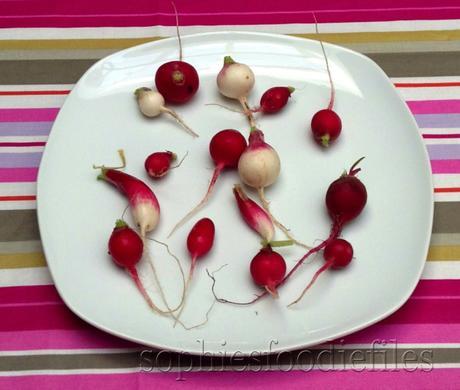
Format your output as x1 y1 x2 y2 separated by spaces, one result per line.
0 195 36 201
395 82 460 88
0 142 46 147
411 279 460 297
434 187 460 193
0 90 70 96
422 133 460 139
0 285 58 304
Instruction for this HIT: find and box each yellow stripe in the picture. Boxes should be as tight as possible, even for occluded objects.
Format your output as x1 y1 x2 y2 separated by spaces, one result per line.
0 252 46 269
427 245 460 262
1 30 460 50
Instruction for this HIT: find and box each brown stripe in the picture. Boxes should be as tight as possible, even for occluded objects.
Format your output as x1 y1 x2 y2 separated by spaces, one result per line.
0 210 40 242
0 347 454 371
0 202 455 243
433 202 460 234
0 52 459 85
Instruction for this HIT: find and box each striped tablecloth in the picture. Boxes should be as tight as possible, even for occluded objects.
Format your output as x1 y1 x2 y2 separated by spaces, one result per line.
1 1 460 388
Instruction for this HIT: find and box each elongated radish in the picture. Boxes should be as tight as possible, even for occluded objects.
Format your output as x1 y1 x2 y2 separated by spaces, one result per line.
145 151 187 179
135 88 198 137
233 184 274 243
173 218 215 326
288 238 353 306
310 13 342 147
169 129 247 236
155 2 199 104
108 220 173 313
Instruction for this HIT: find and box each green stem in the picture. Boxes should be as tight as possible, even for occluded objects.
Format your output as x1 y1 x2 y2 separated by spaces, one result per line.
262 239 295 248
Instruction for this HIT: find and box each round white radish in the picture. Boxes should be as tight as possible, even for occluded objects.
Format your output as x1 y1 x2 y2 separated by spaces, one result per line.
135 88 165 117
217 56 255 100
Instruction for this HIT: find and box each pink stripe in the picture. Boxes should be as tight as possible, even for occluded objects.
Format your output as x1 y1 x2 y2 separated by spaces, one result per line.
0 108 59 122
0 369 457 389
0 303 90 331
407 100 460 114
412 279 460 297
431 159 460 174
0 285 59 305
1 1 460 27
337 323 460 344
0 329 138 351
0 167 38 182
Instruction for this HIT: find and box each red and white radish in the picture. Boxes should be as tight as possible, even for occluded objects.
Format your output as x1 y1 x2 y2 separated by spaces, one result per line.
135 87 198 137
250 247 286 297
169 129 247 236
289 238 353 306
310 13 342 147
154 2 199 104
233 184 274 243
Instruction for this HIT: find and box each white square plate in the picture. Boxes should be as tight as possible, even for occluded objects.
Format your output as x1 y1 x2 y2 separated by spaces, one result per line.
37 32 433 355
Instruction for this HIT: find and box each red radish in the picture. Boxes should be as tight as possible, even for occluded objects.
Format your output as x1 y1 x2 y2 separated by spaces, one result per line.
145 151 178 179
256 86 295 114
233 184 274 243
134 88 198 137
169 129 247 236
310 13 342 147
154 2 199 104
108 219 166 313
173 217 215 326
250 247 286 297
289 238 353 306
95 152 160 237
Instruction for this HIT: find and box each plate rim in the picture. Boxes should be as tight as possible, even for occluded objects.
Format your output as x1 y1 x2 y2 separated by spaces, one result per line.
36 30 434 356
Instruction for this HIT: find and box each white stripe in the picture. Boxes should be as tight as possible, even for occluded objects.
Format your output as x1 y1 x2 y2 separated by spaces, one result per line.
1 20 460 40
0 182 36 196
0 147 45 153
422 261 460 279
0 348 141 357
0 136 48 143
0 268 52 287
0 201 36 210
0 95 67 109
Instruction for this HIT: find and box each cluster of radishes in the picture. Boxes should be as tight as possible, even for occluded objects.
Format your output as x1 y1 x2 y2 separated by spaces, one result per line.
93 9 368 324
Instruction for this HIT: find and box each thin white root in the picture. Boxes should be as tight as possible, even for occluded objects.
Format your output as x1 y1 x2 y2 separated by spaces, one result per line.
257 188 311 250
161 107 199 138
205 103 244 114
238 96 257 129
170 151 189 169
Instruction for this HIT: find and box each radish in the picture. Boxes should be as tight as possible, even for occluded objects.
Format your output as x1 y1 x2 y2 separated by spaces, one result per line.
134 88 198 138
233 184 275 243
250 247 287 297
174 218 215 326
310 13 342 147
144 151 187 179
108 220 170 313
289 238 353 306
217 56 257 128
256 86 295 114
169 129 247 236
94 152 160 238
154 2 199 104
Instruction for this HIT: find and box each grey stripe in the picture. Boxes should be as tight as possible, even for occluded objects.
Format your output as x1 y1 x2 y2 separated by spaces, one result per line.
0 347 453 371
0 210 40 242
0 52 459 85
0 202 456 243
0 240 43 253
430 233 460 246
433 202 460 234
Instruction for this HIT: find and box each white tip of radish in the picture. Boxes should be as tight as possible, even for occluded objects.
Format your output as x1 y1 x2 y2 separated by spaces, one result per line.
133 201 160 237
135 88 165 118
238 147 281 189
217 57 255 100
